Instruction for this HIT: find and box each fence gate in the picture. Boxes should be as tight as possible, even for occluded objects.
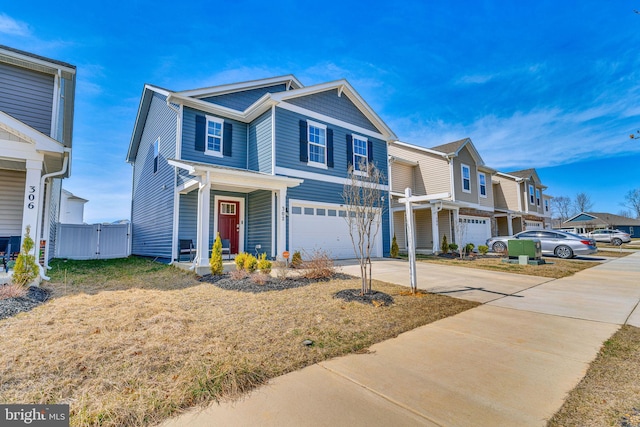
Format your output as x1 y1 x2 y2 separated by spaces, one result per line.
55 223 131 260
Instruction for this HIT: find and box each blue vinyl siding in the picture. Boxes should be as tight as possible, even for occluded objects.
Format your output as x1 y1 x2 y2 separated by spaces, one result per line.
248 110 272 173
201 84 287 110
286 89 379 133
0 62 54 136
274 107 387 181
247 190 272 256
131 92 177 258
286 179 391 257
181 107 248 169
568 214 597 222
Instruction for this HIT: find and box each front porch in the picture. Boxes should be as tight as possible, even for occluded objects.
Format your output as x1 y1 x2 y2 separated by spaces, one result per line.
392 203 455 253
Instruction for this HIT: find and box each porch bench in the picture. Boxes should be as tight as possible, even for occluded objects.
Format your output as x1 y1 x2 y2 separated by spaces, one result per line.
1 236 20 272
178 239 196 262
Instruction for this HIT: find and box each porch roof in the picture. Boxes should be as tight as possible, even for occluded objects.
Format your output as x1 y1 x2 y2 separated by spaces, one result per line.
168 159 303 192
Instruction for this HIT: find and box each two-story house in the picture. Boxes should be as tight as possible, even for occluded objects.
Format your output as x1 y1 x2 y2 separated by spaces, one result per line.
126 76 395 267
388 138 496 252
492 168 550 235
0 45 76 271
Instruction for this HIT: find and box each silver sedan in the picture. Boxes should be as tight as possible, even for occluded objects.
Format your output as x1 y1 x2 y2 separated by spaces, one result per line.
586 229 631 246
486 230 598 259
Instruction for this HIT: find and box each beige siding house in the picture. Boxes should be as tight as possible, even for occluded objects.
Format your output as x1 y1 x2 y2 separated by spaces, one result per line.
389 138 496 253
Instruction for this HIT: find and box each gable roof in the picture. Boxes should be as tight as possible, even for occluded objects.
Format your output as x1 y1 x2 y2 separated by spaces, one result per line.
176 75 303 98
430 137 494 172
565 212 640 226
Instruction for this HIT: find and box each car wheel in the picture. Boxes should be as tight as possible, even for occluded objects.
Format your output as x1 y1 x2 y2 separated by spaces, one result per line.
555 245 573 259
612 238 622 246
492 241 507 253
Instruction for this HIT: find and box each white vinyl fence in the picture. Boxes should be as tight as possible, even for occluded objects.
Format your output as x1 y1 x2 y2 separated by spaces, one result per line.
55 223 131 260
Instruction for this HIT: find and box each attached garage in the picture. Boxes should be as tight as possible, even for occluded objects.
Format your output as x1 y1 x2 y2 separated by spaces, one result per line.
289 201 383 259
459 215 491 248
524 220 543 230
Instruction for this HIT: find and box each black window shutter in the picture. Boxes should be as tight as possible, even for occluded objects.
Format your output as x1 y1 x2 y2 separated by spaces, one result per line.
367 139 374 162
327 128 334 168
346 134 353 169
195 115 206 152
223 122 232 156
299 120 308 162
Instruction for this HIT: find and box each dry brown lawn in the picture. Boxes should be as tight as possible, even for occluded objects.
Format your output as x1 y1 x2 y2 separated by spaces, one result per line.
412 254 601 278
548 325 640 427
0 257 478 427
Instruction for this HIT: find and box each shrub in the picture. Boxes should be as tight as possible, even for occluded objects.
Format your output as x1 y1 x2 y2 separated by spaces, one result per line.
478 245 489 255
390 234 399 258
273 261 289 280
441 235 449 254
291 251 303 269
448 243 458 252
0 284 27 300
250 272 269 285
210 234 224 275
243 254 258 273
234 253 248 271
257 253 272 274
302 249 335 280
464 243 475 255
230 269 249 280
12 226 39 288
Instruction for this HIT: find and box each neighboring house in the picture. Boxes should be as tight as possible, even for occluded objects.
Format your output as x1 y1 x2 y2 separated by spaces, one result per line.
562 212 640 238
388 138 496 252
127 75 396 266
492 168 550 235
59 189 88 224
0 45 76 267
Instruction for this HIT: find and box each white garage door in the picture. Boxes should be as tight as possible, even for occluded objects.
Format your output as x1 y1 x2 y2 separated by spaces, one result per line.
459 215 491 248
525 221 543 230
290 202 383 259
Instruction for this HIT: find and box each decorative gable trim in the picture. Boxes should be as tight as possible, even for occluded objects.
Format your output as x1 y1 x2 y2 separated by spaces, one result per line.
176 75 303 98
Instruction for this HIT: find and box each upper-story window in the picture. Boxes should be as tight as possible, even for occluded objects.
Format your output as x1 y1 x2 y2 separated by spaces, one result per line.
536 189 541 206
529 184 535 204
544 198 549 212
478 172 487 198
353 135 368 173
153 138 159 174
308 121 327 168
206 116 224 157
461 164 471 193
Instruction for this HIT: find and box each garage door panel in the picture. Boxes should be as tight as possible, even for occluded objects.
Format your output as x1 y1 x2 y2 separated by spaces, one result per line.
290 202 382 259
459 215 491 249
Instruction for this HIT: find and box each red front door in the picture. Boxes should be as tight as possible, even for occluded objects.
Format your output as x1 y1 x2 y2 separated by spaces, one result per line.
218 200 240 254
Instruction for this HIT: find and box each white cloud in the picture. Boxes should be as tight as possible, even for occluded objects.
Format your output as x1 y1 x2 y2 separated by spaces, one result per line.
0 13 30 36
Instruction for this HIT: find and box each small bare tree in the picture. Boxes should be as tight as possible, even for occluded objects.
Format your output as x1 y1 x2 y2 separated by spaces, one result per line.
454 216 467 259
622 188 640 219
551 195 574 224
343 161 385 295
574 192 593 213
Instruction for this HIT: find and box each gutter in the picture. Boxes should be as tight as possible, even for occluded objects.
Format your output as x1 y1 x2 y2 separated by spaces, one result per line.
36 150 69 280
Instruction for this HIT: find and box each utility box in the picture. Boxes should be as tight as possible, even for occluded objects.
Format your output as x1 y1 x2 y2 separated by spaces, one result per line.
508 239 542 260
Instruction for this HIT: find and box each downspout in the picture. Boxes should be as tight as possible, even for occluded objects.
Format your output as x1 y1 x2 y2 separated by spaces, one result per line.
166 99 181 262
36 150 69 280
447 155 456 201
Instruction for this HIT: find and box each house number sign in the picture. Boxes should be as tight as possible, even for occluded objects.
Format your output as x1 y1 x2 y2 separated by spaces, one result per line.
27 186 36 209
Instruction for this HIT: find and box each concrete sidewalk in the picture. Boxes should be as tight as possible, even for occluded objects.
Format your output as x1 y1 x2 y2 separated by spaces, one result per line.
161 253 640 427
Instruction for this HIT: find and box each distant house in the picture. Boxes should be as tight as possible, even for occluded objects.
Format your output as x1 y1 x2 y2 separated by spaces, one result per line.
59 189 88 224
0 45 76 267
563 212 640 238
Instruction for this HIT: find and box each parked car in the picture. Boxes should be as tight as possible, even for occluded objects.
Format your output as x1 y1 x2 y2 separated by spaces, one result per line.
585 229 631 246
486 230 598 259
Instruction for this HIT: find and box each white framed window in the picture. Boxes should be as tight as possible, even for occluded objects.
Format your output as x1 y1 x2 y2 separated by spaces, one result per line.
153 138 159 174
536 189 541 206
352 134 368 174
461 164 471 193
205 115 224 157
220 202 236 215
544 199 549 212
307 120 327 168
478 172 487 198
529 184 535 204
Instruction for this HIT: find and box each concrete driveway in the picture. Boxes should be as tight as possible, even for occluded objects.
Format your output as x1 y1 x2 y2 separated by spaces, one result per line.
162 253 640 427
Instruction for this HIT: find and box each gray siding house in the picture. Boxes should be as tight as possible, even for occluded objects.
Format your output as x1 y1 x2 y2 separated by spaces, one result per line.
127 76 396 266
0 45 76 273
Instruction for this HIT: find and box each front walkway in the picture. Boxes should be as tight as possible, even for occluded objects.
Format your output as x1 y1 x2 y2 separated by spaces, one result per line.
161 253 640 427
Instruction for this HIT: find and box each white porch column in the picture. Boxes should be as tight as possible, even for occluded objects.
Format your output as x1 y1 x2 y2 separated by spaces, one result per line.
276 187 287 260
21 160 42 255
431 204 440 254
507 214 514 235
452 208 460 244
404 188 417 292
195 173 211 268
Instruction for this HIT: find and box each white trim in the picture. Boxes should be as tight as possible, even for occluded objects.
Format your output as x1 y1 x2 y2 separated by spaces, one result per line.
177 75 303 98
528 184 535 205
391 140 449 157
461 163 471 193
272 191 277 258
277 102 387 140
0 46 76 75
213 195 245 254
352 134 368 174
271 104 276 175
0 111 65 153
204 115 224 157
176 105 183 160
50 71 60 140
307 120 327 166
274 166 389 190
478 172 487 198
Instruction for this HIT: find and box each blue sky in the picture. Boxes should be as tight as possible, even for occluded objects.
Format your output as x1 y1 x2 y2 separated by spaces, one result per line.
2 1 639 223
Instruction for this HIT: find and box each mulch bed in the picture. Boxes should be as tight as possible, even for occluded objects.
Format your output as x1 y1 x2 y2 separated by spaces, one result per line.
333 288 394 306
0 286 51 320
437 253 498 261
198 272 354 293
